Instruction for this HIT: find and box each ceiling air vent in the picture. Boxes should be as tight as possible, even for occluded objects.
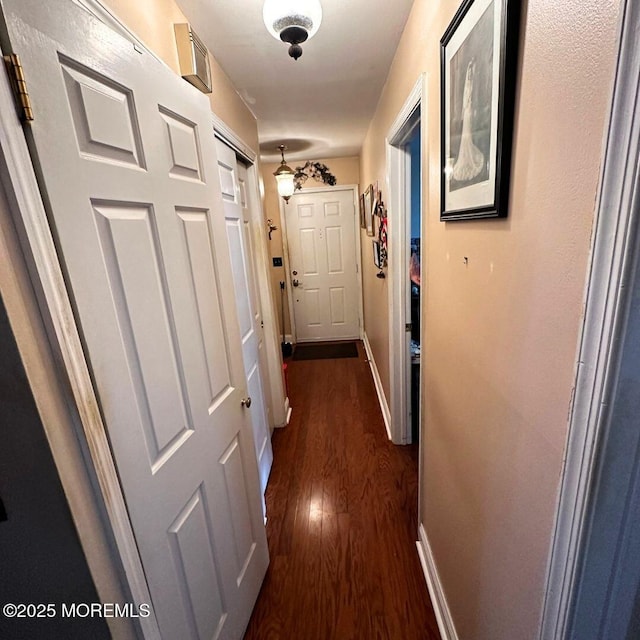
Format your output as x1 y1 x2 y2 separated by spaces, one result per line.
174 23 212 94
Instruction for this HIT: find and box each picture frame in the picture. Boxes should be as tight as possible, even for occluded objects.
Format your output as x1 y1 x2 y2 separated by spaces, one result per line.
372 240 382 269
364 184 375 236
372 181 380 215
440 0 521 221
359 193 366 229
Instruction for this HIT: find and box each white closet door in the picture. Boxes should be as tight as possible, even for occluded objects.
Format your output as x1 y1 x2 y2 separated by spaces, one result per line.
2 0 268 637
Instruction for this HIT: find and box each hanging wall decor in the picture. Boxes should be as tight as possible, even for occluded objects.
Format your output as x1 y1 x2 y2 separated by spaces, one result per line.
377 214 388 268
371 184 387 278
440 0 521 220
373 240 382 269
364 184 375 236
294 161 337 191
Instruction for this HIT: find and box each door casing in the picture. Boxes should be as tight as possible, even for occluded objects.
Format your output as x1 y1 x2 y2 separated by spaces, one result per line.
386 75 427 447
540 1 640 635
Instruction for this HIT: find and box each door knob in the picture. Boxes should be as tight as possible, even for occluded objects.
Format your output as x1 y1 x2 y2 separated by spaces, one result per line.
292 279 300 287
241 397 252 408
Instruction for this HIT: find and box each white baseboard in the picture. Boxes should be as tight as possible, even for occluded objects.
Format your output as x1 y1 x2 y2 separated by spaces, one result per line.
274 396 292 429
362 332 392 440
274 396 292 428
416 523 459 640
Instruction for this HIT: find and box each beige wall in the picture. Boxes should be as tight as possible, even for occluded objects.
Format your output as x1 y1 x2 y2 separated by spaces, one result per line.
103 0 258 151
360 0 620 638
261 156 361 337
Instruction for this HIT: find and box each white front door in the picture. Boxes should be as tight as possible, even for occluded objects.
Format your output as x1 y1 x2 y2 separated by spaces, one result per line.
2 0 268 637
285 188 361 342
216 139 273 505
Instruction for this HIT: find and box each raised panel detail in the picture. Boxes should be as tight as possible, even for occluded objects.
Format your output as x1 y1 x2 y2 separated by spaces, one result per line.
243 223 260 325
159 107 202 181
324 201 340 217
246 362 268 462
218 161 236 202
238 177 248 208
298 203 313 218
329 287 346 325
60 56 144 168
225 219 253 342
220 439 256 584
326 226 344 274
168 487 226 640
94 202 193 472
304 289 321 326
299 229 318 276
176 209 233 408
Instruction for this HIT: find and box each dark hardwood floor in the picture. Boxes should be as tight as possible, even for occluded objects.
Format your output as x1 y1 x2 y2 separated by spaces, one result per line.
243 342 441 640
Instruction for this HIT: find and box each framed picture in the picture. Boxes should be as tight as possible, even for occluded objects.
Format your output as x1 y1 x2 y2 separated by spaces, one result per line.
373 240 382 269
359 193 366 229
372 181 380 215
440 0 521 220
364 184 375 236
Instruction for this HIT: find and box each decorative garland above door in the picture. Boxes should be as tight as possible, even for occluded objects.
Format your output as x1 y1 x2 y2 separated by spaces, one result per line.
294 161 337 190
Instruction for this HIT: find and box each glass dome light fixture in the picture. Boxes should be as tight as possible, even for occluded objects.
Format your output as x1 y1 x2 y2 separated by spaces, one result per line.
273 145 295 203
263 0 323 60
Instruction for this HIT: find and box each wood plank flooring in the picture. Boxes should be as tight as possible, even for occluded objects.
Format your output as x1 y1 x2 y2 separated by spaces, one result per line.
243 342 441 640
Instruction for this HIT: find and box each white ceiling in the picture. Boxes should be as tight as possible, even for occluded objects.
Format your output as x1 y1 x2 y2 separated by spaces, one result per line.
175 0 415 162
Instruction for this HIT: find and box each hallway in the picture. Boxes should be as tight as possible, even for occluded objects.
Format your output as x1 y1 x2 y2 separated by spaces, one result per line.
243 342 440 639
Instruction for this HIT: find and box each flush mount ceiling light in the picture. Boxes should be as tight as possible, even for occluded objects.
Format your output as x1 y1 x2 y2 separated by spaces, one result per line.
263 0 323 60
273 145 295 203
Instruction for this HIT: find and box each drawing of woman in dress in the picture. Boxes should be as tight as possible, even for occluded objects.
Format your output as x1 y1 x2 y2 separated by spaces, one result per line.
452 59 485 183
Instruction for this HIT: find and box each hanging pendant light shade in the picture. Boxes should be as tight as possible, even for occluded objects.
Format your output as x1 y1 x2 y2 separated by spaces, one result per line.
274 145 295 203
263 0 323 60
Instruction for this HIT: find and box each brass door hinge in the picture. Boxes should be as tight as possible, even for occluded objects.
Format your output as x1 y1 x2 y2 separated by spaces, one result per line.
405 323 412 332
3 54 34 122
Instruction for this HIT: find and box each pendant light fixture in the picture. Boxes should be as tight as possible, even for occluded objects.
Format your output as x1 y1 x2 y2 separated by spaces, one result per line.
273 145 295 203
263 0 323 60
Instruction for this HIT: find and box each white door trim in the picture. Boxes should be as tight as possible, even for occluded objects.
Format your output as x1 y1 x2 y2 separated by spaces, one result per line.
386 75 426 445
278 184 364 343
212 112 257 165
0 35 160 639
540 2 640 637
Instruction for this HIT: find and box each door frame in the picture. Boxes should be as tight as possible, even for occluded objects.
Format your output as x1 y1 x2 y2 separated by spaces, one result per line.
278 184 364 344
386 75 427 446
540 1 640 636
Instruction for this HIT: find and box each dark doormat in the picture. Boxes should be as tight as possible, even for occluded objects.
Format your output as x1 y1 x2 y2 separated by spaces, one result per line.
292 341 359 361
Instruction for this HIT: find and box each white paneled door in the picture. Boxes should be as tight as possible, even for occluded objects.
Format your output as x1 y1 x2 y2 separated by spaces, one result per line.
2 0 268 637
285 189 361 342
216 139 273 506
